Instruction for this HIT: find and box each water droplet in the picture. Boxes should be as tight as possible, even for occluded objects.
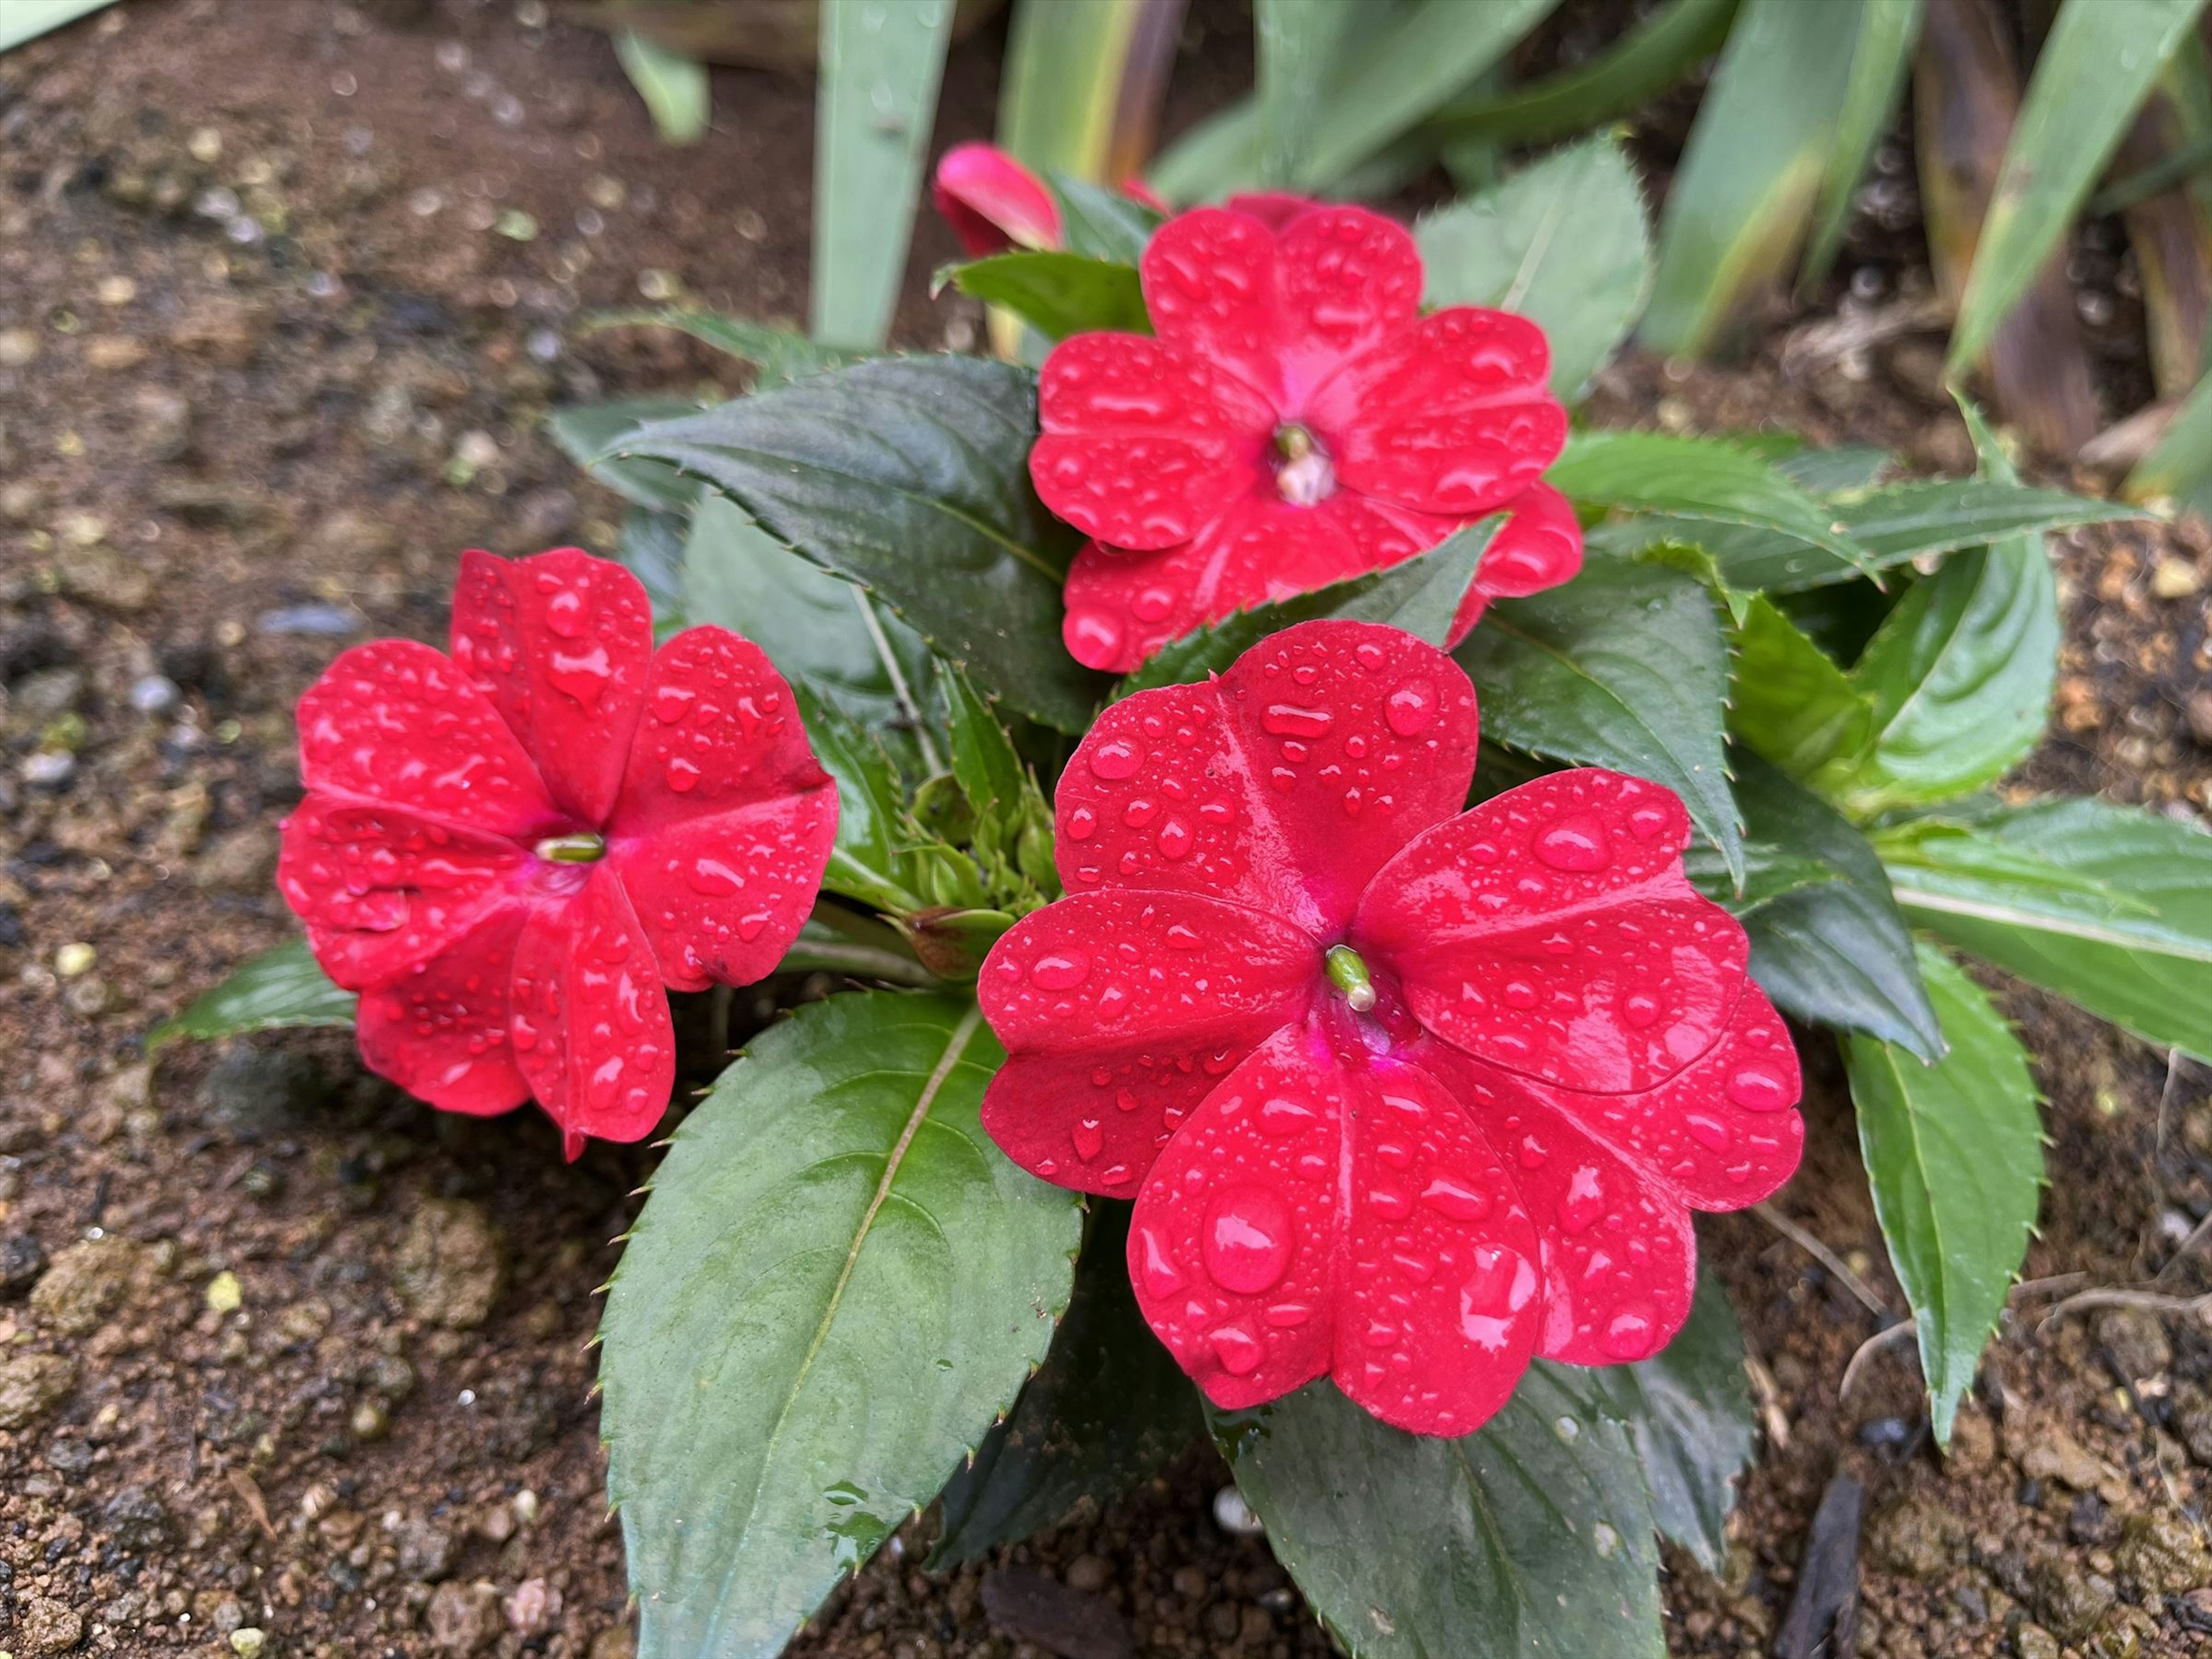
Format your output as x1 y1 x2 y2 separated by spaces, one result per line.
1131 586 1175 623
1261 703 1334 739
1553 1414 1580 1444
1559 1165 1604 1234
1623 993 1660 1029
1534 813 1612 872
665 756 701 793
1089 737 1141 779
1258 1094 1317 1135
544 586 588 638
1029 952 1090 991
1210 1323 1264 1376
1503 980 1538 1009
1066 805 1099 842
1203 1186 1293 1295
1726 1062 1791 1111
1628 804 1669 839
1156 817 1194 859
1604 1304 1657 1359
1685 1113 1732 1152
1420 1175 1492 1222
1384 680 1436 736
685 858 742 897
1133 1224 1183 1298
1460 1245 1536 1349
1593 1521 1621 1559
652 684 695 724
1072 1119 1104 1161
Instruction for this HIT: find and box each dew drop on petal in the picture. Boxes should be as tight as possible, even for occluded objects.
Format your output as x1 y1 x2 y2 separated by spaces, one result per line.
1156 817 1194 859
1258 1094 1317 1135
1384 680 1436 736
665 756 702 793
1604 1304 1658 1359
1133 1224 1184 1298
1419 1175 1493 1222
1202 1186 1293 1295
1685 1113 1732 1152
1260 703 1334 739
1559 1165 1604 1235
1726 1062 1792 1111
1029 952 1090 991
1533 813 1613 872
1210 1323 1264 1376
1072 1118 1104 1161
1089 737 1141 780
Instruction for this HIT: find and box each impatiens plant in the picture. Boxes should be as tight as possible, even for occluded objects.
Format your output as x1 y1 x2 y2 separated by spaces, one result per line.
156 137 2209 1659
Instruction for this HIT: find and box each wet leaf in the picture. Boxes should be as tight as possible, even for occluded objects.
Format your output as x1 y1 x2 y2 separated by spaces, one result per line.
1844 945 2041 1445
1255 0 1360 185
545 398 703 513
148 938 357 1050
1729 596 1876 787
1802 0 1927 289
1050 173 1162 264
615 507 688 641
1213 1367 1662 1659
944 251 1150 341
601 992 1081 1659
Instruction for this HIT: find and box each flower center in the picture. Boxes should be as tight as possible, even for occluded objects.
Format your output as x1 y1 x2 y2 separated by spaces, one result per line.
535 831 607 864
1324 944 1377 1013
1273 424 1336 506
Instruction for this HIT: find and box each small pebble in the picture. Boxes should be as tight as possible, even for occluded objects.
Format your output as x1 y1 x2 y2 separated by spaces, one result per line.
204 1271 242 1313
54 944 95 979
129 675 181 715
230 1628 266 1658
1212 1484 1265 1537
21 751 76 789
255 603 355 637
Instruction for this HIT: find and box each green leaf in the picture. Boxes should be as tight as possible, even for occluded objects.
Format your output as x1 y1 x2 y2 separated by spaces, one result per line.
1947 0 2210 376
1455 558 1744 885
944 251 1149 342
1845 946 2042 1445
1802 0 1926 289
683 494 945 777
147 939 357 1050
931 1205 1202 1566
1729 595 1876 786
615 507 688 642
1589 1268 1756 1574
1880 798 2212 1060
997 0 1158 187
1548 430 1874 577
1049 173 1162 264
1421 0 1740 147
609 357 1108 734
613 29 710 146
1774 444 1893 495
780 913 935 987
1730 755 1943 1058
796 688 933 916
1682 841 1842 914
1119 520 1494 696
546 399 703 512
1213 1369 1661 1659
1147 101 1263 203
1255 0 1361 185
812 0 955 348
601 991 1082 1659
2127 363 2212 523
1416 134 1654 397
1640 0 1866 355
585 310 865 390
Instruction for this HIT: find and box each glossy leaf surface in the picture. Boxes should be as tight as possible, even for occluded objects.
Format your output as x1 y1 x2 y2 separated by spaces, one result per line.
147 938 358 1050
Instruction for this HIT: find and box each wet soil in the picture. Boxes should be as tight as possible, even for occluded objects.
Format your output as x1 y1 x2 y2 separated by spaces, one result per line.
3 3 2212 1658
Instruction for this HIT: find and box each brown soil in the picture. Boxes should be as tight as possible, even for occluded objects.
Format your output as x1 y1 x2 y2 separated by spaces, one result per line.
2 4 2211 1659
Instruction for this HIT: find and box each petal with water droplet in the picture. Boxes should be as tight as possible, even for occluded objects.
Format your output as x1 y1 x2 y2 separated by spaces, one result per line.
1445 483 1585 647
355 904 531 1119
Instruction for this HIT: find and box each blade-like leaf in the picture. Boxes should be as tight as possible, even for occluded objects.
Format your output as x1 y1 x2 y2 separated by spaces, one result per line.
1802 0 1927 289
1416 134 1654 398
1455 557 1744 884
944 252 1149 342
1729 595 1876 786
614 29 710 146
1147 100 1263 203
1050 173 1164 264
1641 0 1866 355
546 399 703 512
1845 945 2042 1445
1946 0 2210 377
1421 0 1740 147
2126 365 2212 524
1256 0 1360 185
1589 1267 1756 1574
1880 798 2212 1060
1213 1369 1662 1659
1730 755 1943 1058
608 357 1108 733
584 310 866 389
147 939 357 1050
931 1205 1202 1566
812 0 955 348
1548 430 1874 577
1120 520 1494 695
601 991 1082 1659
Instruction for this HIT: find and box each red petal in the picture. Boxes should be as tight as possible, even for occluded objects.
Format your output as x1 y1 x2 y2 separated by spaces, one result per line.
933 142 1061 256
1503 982 1806 1211
1269 207 1425 402
978 891 1320 1199
1055 618 1479 936
1446 483 1585 647
1128 1029 1543 1435
608 626 837 987
1140 207 1287 405
510 868 677 1150
355 904 531 1118
1032 334 1274 550
1356 769 1749 1093
1222 192 1320 231
1058 491 1455 672
1419 1042 1696 1365
296 638 559 840
1313 308 1566 517
279 797 528 992
450 548 654 828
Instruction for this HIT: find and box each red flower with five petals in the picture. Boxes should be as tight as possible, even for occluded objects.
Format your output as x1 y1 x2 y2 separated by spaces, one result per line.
278 549 838 1158
976 619 1801 1435
1029 200 1583 673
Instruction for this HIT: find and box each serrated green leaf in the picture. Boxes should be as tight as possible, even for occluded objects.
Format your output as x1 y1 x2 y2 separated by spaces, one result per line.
1049 173 1162 264
608 357 1108 734
615 507 688 642
1881 798 2212 1060
584 310 866 389
546 399 703 512
1729 755 1942 1058
1455 557 1743 884
1774 444 1894 495
1802 0 1926 289
1845 945 2041 1445
1947 0 2210 377
1548 430 1874 577
614 29 710 146
1119 520 1494 696
931 1205 1201 1566
812 0 955 348
1416 135 1654 397
148 939 357 1050
601 991 1082 1659
1589 1267 1756 1574
1213 1369 1662 1659
1641 0 1866 355
1729 595 1876 786
1682 840 1841 913
944 251 1149 342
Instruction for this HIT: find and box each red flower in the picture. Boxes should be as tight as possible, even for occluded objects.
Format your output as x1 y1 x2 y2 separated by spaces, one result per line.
976 620 1800 1435
1029 200 1582 673
278 549 838 1158
933 142 1063 257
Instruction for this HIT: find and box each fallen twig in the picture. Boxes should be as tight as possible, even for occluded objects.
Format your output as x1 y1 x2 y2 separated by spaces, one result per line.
1753 1202 1892 1318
